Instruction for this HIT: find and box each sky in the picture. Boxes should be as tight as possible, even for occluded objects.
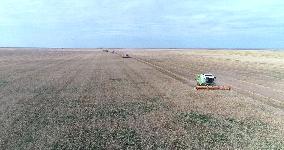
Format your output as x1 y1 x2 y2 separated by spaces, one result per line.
0 0 284 48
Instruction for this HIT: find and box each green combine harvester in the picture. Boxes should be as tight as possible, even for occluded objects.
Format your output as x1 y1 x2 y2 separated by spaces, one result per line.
122 53 131 58
195 73 231 90
196 73 216 86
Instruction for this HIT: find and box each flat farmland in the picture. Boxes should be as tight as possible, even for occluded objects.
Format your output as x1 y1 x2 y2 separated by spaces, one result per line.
0 49 284 149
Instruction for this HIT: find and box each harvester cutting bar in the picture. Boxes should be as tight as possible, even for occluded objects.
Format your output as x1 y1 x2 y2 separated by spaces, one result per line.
196 85 231 90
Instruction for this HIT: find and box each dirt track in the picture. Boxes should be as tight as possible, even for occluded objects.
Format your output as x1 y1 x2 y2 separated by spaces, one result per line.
0 49 283 149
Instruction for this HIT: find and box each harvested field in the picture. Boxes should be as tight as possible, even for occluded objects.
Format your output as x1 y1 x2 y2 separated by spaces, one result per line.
0 49 284 149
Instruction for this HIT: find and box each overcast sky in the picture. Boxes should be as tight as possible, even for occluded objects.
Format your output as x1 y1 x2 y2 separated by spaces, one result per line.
0 0 284 48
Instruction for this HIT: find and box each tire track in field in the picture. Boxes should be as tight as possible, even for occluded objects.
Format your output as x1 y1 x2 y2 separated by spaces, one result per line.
103 52 169 106
122 59 166 99
132 57 193 85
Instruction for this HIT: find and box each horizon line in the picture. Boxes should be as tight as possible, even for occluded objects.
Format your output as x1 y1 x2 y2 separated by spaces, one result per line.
0 47 283 50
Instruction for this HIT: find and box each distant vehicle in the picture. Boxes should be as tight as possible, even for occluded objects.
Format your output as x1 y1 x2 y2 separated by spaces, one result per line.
103 49 109 52
122 54 131 58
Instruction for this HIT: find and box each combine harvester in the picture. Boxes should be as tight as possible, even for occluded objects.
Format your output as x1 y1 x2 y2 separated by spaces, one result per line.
195 73 231 90
122 53 131 58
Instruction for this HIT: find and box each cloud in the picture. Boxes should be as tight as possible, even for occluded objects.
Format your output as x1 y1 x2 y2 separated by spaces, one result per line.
0 0 284 48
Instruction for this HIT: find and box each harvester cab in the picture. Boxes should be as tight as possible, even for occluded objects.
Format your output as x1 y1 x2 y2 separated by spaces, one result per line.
196 73 216 86
195 73 231 90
